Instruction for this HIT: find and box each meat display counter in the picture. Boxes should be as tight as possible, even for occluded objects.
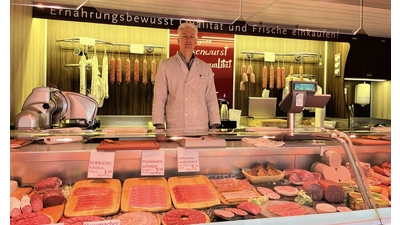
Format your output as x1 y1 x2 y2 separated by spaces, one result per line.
10 129 391 224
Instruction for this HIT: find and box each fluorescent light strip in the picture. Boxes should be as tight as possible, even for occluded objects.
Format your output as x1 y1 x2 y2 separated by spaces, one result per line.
344 78 388 82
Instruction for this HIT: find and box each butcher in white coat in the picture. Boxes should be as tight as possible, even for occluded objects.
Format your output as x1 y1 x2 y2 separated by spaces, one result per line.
152 22 221 140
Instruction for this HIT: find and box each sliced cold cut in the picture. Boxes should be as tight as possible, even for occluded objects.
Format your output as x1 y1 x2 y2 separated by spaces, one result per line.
10 212 52 225
237 201 261 215
273 186 299 197
117 212 158 225
59 215 104 225
337 206 352 212
256 186 274 195
316 203 337 213
162 208 208 225
214 209 234 218
224 207 248 216
267 192 281 200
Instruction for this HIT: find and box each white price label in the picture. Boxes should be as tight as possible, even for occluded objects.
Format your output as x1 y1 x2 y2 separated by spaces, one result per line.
177 147 200 172
79 37 96 46
87 151 115 179
264 52 276 62
130 44 144 54
141 148 165 176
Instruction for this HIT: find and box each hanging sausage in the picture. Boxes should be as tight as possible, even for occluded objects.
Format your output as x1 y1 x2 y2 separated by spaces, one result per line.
281 66 286 89
142 58 148 84
134 57 139 84
269 64 274 89
262 65 267 89
109 50 115 84
151 53 157 84
115 49 122 84
276 65 282 89
242 56 248 83
125 57 131 84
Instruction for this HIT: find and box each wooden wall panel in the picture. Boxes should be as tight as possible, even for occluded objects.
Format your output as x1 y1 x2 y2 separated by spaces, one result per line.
10 6 46 125
325 42 350 119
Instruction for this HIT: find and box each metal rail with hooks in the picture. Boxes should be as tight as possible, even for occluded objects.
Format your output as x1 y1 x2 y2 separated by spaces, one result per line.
56 37 165 54
241 51 322 60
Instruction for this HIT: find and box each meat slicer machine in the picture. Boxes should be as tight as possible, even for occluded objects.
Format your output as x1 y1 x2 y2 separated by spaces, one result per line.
14 87 100 130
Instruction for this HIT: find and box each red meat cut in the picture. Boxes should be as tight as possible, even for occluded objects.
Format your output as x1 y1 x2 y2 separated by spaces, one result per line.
214 209 235 218
34 177 62 193
10 212 52 225
42 189 65 207
237 202 261 215
284 169 321 185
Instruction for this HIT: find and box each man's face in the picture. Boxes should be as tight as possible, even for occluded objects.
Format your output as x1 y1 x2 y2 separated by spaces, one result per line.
178 27 197 51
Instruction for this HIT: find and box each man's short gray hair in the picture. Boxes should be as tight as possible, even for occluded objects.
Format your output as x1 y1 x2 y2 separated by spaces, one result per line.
178 22 198 38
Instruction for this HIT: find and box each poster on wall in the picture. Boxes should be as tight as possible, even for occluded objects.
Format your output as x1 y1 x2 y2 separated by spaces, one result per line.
169 31 235 107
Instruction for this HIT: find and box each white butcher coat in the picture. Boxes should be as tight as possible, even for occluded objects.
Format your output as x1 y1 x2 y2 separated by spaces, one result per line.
152 53 221 133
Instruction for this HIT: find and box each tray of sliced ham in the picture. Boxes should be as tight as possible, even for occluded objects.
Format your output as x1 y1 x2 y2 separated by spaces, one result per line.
64 179 121 217
168 175 221 209
242 168 285 184
120 177 171 212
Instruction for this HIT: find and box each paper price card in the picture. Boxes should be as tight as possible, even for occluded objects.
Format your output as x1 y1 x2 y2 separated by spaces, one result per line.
141 148 165 176
87 151 115 179
177 147 200 172
130 44 144 54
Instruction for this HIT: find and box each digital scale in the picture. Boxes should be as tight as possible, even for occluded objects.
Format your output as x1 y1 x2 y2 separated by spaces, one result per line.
279 80 331 130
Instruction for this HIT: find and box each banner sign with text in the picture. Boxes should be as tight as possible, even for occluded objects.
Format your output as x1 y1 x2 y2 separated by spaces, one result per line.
32 6 354 42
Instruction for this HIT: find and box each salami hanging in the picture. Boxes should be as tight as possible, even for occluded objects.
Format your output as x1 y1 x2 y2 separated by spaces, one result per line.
151 58 157 84
262 65 267 89
125 58 131 84
134 57 139 84
142 59 148 84
269 65 274 89
250 72 255 83
276 66 282 89
116 56 122 84
281 66 286 89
